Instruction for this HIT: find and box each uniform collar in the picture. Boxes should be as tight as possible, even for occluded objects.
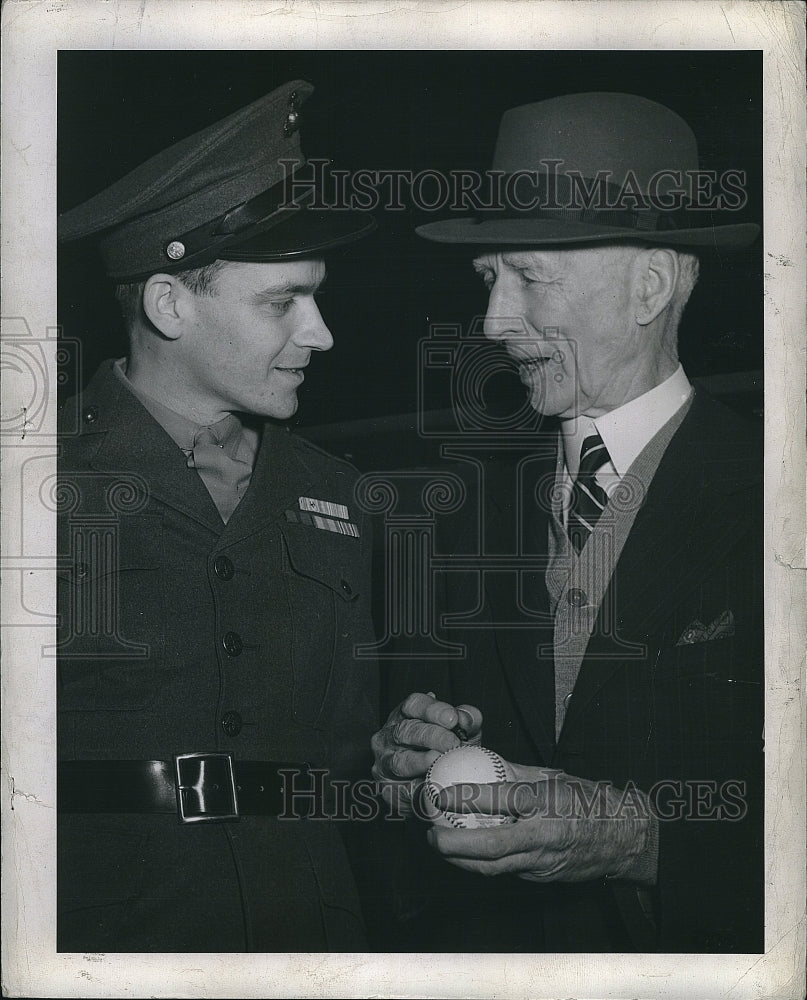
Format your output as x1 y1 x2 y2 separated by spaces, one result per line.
112 358 256 463
75 360 304 536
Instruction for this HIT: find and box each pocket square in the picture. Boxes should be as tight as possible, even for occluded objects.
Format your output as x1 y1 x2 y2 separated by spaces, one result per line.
676 609 735 646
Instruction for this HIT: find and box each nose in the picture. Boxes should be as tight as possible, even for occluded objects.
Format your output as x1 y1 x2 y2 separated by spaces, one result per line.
296 299 334 352
482 278 527 344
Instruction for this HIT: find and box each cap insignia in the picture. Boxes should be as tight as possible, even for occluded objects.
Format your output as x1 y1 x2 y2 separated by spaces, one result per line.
283 91 301 136
166 240 186 261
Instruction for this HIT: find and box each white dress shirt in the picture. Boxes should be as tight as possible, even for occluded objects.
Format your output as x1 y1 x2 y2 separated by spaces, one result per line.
559 364 693 522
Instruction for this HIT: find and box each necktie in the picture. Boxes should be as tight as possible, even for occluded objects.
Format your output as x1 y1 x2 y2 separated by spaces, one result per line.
567 432 612 553
187 416 253 523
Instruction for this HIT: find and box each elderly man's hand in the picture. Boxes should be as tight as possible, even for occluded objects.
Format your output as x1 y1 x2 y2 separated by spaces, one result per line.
370 692 483 816
426 763 652 882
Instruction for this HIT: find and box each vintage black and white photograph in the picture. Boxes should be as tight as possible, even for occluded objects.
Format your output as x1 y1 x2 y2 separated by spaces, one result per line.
1 2 804 998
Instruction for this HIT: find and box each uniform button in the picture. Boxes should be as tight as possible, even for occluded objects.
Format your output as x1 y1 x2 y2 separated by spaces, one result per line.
221 631 243 657
83 406 99 424
567 588 587 607
221 711 242 737
213 555 235 581
340 579 353 597
683 629 696 643
563 692 573 709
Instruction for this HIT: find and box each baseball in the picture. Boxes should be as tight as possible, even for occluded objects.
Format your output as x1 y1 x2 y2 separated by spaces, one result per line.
424 744 515 829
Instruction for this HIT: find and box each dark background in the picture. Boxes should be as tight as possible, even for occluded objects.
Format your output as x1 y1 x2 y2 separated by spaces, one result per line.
58 50 763 449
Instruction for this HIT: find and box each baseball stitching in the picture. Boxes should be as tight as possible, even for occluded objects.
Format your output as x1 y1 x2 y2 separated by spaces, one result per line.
480 746 508 783
443 811 468 829
425 746 509 823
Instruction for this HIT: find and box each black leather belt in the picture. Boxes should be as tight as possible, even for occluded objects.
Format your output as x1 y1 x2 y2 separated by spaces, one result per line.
58 753 312 823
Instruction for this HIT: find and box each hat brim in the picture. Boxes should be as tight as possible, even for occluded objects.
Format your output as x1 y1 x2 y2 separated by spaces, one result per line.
216 206 377 262
416 217 760 249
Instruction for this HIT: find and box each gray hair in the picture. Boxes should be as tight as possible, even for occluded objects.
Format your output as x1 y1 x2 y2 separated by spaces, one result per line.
666 251 700 335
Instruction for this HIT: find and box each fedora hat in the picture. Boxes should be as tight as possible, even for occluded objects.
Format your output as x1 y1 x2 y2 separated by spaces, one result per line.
417 92 759 248
59 80 376 281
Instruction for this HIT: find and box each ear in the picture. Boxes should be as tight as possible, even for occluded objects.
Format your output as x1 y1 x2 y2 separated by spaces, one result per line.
634 248 679 327
142 273 190 340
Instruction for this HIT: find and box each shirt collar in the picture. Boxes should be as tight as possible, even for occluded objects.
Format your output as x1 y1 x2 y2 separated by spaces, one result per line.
561 364 693 478
112 358 241 455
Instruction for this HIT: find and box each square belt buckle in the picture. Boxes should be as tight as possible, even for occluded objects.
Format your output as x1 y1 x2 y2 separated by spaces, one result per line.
173 751 239 824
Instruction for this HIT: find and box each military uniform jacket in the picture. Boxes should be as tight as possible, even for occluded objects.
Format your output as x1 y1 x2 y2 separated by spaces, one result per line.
57 361 379 952
388 389 764 953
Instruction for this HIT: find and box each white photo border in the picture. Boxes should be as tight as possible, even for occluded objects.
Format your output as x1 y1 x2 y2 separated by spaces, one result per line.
1 1 804 997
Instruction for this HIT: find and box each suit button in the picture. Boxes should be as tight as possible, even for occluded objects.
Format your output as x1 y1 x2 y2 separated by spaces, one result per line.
340 579 352 597
563 692 573 709
221 711 242 737
213 555 235 581
567 588 586 607
83 406 99 424
221 631 243 657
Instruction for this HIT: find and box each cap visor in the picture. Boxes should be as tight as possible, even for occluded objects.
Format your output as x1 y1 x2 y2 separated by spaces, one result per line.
217 207 376 261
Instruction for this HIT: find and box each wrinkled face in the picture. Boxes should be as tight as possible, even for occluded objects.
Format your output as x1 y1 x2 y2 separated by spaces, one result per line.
473 247 659 420
177 259 332 421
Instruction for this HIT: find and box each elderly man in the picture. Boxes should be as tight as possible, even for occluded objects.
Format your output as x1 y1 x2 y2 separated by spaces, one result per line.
372 92 763 952
56 81 378 951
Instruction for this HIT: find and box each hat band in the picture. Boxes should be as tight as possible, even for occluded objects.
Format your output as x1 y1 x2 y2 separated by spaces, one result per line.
475 203 689 232
162 161 320 264
471 170 707 233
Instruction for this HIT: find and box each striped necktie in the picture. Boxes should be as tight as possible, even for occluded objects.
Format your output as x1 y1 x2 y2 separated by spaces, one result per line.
567 432 612 553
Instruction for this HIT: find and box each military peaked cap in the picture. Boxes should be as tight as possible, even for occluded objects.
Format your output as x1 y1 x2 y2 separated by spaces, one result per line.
59 80 375 280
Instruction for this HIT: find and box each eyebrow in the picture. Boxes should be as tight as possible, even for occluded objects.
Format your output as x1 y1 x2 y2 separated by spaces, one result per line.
472 253 551 273
501 252 549 269
252 270 328 301
472 258 494 272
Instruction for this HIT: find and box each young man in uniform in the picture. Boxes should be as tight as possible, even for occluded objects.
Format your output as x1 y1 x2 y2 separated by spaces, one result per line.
57 80 378 952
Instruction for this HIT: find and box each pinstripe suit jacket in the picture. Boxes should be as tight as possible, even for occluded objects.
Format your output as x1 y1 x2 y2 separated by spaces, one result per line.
386 388 764 953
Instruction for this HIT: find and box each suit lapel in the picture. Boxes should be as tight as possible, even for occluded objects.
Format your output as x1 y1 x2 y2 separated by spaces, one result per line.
483 448 557 765
560 390 761 739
